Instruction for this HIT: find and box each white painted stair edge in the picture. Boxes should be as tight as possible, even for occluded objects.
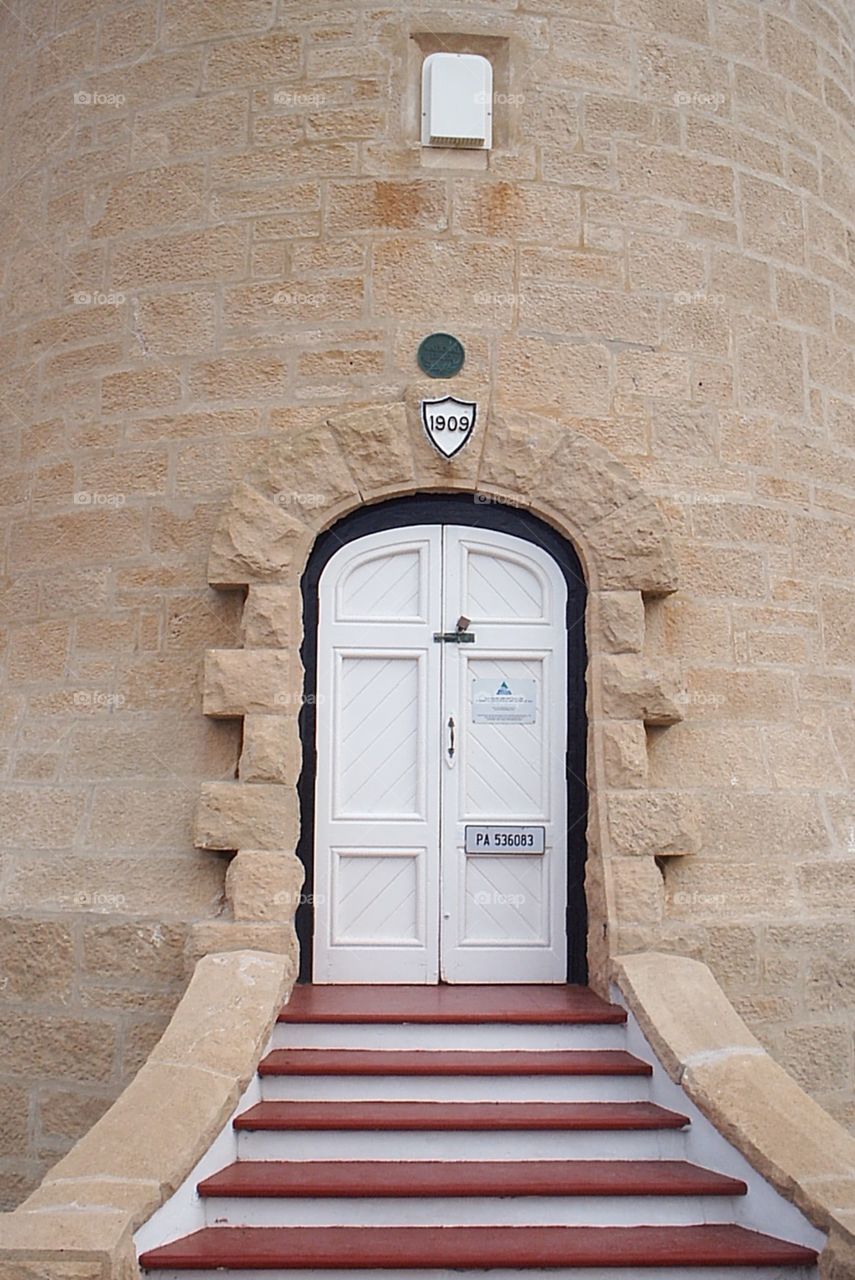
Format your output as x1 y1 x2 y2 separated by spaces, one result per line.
609 985 824 1252
133 1001 826 1261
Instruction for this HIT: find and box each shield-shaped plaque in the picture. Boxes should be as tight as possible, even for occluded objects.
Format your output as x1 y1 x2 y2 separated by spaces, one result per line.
421 396 477 460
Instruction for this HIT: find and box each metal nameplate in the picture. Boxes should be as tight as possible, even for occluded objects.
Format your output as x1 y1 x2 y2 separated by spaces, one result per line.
465 825 546 855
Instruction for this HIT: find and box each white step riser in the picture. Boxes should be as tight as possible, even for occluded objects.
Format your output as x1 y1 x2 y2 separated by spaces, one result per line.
147 1266 818 1280
202 1192 743 1228
260 1074 650 1103
273 1023 628 1051
236 1128 688 1161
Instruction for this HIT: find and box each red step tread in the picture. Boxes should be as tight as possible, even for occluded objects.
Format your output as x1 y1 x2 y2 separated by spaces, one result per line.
259 1048 652 1077
140 1224 818 1270
234 1100 689 1131
279 983 627 1025
199 1159 747 1199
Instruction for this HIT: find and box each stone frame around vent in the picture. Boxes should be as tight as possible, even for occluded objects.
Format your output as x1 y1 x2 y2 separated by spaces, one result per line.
193 387 686 993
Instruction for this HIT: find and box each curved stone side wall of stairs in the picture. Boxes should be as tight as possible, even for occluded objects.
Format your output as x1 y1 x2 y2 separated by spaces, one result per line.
1 948 854 1277
191 391 690 993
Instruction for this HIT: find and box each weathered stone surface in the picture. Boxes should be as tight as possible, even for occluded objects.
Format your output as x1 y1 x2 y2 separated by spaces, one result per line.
607 790 700 856
203 648 293 717
208 483 312 586
187 921 297 968
601 655 685 724
610 857 665 926
596 591 645 653
226 850 304 921
401 378 491 491
328 401 415 500
194 782 298 851
478 407 564 504
242 585 302 649
259 417 359 527
601 721 649 788
239 715 301 785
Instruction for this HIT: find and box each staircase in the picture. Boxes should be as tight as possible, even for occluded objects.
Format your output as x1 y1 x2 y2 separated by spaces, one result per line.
138 985 820 1278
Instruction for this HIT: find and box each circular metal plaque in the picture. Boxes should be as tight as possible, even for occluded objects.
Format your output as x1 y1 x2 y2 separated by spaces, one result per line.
417 332 465 379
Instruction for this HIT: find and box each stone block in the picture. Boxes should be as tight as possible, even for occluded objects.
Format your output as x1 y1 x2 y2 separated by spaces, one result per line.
596 591 645 653
260 417 359 526
601 654 684 724
239 715 301 785
194 782 298 852
203 649 292 718
242 585 302 649
611 857 665 926
607 789 699 856
187 921 297 968
208 482 312 586
226 850 304 921
328 401 415 500
601 721 649 788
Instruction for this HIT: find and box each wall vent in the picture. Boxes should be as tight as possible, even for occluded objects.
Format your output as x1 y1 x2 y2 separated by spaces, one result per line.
421 52 492 149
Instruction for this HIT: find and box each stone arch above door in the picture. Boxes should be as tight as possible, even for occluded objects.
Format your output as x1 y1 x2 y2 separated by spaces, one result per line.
193 391 687 992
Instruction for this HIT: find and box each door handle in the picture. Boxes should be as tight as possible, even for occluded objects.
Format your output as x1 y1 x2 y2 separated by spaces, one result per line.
446 715 456 766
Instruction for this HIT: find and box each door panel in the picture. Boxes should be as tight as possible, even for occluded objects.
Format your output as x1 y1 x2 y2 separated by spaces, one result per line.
441 530 568 983
314 529 442 984
314 523 568 984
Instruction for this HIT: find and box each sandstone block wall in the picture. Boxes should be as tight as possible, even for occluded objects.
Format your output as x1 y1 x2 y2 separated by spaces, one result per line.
0 0 853 1206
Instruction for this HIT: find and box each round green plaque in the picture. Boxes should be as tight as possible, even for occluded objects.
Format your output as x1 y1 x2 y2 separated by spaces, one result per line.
417 332 465 379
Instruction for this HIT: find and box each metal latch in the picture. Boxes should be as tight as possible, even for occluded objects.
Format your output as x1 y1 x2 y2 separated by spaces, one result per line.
434 616 475 644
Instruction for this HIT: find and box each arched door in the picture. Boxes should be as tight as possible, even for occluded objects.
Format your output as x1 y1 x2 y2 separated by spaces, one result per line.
312 522 570 984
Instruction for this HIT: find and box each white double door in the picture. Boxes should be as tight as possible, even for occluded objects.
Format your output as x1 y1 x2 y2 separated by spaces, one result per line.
313 524 568 984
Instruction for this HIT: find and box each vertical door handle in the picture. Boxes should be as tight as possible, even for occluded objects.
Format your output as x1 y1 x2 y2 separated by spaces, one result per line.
446 715 456 765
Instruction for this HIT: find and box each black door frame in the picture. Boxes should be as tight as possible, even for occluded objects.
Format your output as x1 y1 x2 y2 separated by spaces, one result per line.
295 494 589 984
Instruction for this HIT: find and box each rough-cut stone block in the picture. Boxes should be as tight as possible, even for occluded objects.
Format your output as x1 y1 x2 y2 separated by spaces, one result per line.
601 654 685 724
208 482 311 586
187 921 297 969
243 584 302 648
226 849 305 921
610 857 665 926
239 715 300 785
596 591 645 653
601 721 648 788
328 401 415 499
478 407 564 503
595 495 679 595
258 417 359 527
203 649 293 718
194 782 298 851
607 790 700 857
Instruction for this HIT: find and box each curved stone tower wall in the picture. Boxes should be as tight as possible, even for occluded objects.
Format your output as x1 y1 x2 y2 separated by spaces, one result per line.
0 0 853 1205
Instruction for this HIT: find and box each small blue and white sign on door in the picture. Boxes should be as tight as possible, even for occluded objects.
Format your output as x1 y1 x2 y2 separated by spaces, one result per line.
472 677 537 724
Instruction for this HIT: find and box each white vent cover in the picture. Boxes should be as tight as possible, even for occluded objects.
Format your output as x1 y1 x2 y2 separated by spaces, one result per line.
421 52 493 149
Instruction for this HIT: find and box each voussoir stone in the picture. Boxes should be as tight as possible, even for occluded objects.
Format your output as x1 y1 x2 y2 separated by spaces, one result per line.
478 407 564 502
403 379 490 490
601 653 685 724
256 417 359 527
208 482 311 586
203 649 292 717
194 782 298 851
329 401 415 498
